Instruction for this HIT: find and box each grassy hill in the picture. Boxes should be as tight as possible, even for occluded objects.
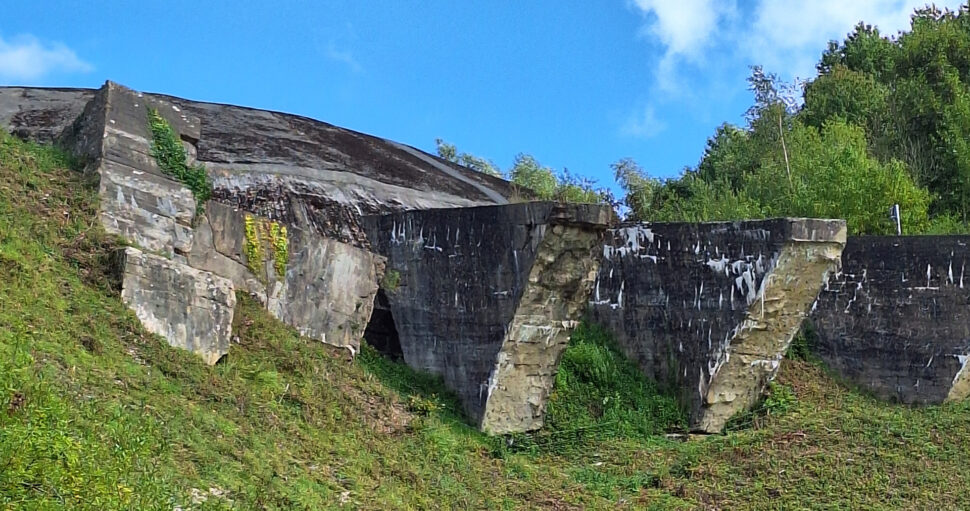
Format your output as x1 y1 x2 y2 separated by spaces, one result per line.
3 131 970 510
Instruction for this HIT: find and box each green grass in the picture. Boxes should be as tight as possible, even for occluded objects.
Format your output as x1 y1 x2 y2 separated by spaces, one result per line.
504 322 686 456
4 130 970 509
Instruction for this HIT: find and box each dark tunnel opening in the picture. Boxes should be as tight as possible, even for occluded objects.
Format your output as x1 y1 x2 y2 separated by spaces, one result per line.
363 289 403 359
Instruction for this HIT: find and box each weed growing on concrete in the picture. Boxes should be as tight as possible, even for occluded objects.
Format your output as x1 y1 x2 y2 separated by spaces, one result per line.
786 321 818 361
243 215 289 280
381 269 402 292
243 214 263 276
146 108 211 216
724 381 798 432
269 222 288 278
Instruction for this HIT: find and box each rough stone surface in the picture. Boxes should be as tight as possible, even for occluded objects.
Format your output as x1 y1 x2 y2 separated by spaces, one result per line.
363 202 612 433
589 219 846 433
187 201 385 349
10 81 387 361
812 236 970 404
0 87 94 143
266 227 383 348
57 82 198 256
1 84 518 251
155 94 514 210
117 247 236 365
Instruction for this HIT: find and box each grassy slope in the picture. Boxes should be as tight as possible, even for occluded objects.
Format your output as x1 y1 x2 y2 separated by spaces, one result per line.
2 131 970 510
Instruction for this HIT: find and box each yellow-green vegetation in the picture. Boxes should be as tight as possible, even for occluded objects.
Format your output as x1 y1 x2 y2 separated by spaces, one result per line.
243 214 264 276
244 214 289 280
5 130 970 509
146 107 211 216
269 222 288 278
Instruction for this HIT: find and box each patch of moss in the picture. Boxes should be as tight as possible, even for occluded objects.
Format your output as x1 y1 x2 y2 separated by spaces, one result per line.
381 269 401 292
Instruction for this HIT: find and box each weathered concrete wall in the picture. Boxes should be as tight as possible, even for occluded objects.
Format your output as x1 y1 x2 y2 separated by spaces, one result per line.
58 82 199 256
0 87 94 143
55 82 226 362
0 83 519 239
117 247 236 365
42 81 385 362
811 236 970 403
188 201 385 349
363 203 612 433
589 219 846 433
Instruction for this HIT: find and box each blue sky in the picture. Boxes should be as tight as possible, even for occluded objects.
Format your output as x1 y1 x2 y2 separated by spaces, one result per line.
1 1 962 194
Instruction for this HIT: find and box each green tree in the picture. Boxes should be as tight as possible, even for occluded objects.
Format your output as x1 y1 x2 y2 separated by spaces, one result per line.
889 6 970 220
631 62 934 234
694 124 757 192
807 6 970 225
435 138 502 177
554 168 610 204
612 158 662 220
651 174 764 223
747 120 931 234
817 23 897 81
434 139 610 205
508 153 558 199
801 64 890 145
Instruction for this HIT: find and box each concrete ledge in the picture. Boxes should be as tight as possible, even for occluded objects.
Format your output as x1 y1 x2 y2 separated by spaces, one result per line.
363 202 613 433
811 236 970 404
589 219 846 433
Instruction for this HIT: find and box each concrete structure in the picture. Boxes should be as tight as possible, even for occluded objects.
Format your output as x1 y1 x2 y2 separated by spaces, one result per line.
811 236 970 403
5 82 396 362
0 83 517 236
188 202 384 349
589 219 846 433
363 203 613 434
20 81 964 437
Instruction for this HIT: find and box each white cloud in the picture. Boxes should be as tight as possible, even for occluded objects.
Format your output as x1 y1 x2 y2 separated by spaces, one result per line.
622 104 667 139
631 0 965 81
633 0 735 60
324 42 362 73
746 0 964 79
0 34 92 81
632 0 737 92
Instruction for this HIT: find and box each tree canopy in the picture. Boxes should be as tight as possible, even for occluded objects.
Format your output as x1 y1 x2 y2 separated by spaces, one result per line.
435 139 613 205
616 5 970 235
